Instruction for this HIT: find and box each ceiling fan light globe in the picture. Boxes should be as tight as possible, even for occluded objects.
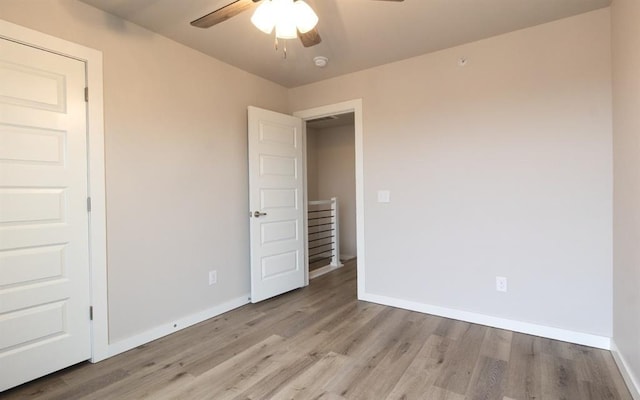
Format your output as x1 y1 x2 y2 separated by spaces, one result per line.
275 19 298 39
251 0 276 34
272 0 297 39
250 0 318 41
293 1 319 34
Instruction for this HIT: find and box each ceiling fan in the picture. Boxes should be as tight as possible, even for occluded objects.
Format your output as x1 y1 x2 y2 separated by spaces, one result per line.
191 0 404 48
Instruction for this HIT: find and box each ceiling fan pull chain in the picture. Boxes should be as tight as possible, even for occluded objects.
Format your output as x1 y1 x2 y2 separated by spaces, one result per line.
272 35 287 59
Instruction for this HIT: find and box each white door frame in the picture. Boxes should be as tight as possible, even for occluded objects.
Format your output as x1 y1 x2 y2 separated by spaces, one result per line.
0 19 109 362
294 99 365 298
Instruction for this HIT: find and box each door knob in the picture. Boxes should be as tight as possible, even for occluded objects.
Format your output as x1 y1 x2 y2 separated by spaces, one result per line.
253 211 267 218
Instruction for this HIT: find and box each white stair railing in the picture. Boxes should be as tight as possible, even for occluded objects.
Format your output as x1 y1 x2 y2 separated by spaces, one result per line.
308 197 343 269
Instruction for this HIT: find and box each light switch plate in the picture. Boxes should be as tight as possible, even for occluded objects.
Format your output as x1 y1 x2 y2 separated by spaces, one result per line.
377 190 391 203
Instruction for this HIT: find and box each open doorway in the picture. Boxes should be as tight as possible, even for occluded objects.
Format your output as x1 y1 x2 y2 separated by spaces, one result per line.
294 99 365 296
247 100 363 302
305 113 356 278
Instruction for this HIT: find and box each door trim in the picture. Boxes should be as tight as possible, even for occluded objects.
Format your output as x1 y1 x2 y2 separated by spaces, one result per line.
0 19 109 362
294 99 365 298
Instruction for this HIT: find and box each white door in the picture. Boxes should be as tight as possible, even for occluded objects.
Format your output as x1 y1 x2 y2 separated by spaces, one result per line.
0 38 91 390
248 106 305 303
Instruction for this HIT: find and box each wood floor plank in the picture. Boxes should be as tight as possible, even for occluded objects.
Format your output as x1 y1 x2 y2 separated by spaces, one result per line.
275 297 355 339
433 318 470 341
540 353 581 400
322 309 415 398
270 352 351 400
161 334 287 400
179 304 316 377
578 380 623 400
421 386 466 400
385 334 451 400
2 370 71 400
602 351 636 400
433 322 488 395
322 307 396 357
221 329 335 400
229 350 323 400
575 345 633 400
318 301 387 343
80 359 192 400
480 328 513 362
503 333 542 400
1 261 633 400
345 314 438 400
466 356 508 400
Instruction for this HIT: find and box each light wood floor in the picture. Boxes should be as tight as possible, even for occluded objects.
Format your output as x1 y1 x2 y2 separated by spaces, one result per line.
3 260 632 400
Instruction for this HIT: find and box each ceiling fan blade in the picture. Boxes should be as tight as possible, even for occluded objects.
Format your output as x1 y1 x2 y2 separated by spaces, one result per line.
299 28 322 47
191 0 261 28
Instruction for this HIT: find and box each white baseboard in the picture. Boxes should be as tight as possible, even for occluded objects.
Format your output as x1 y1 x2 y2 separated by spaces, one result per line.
310 263 343 279
360 292 611 350
106 294 250 358
611 340 640 400
340 254 356 261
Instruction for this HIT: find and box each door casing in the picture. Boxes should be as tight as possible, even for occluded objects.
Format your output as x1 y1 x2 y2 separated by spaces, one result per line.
294 99 365 298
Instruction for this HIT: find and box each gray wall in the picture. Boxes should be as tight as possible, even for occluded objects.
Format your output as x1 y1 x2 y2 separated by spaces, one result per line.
291 9 613 337
306 128 319 201
612 0 640 395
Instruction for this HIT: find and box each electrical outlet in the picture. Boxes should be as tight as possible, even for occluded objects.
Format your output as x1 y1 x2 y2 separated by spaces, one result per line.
209 270 217 285
496 276 507 292
377 190 391 203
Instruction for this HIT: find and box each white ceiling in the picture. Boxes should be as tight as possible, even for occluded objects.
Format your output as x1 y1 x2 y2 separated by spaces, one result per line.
80 0 611 88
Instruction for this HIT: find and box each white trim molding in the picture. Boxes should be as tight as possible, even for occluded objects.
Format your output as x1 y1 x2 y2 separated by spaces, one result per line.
309 264 342 280
108 295 250 358
0 19 109 362
361 292 612 350
611 340 640 400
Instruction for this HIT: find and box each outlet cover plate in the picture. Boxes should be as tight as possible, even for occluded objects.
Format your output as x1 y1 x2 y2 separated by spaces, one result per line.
377 190 391 203
496 276 507 292
209 270 217 285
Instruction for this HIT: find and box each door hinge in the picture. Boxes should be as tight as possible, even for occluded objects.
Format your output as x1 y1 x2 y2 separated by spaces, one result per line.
89 306 94 321
87 197 92 212
84 87 89 102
